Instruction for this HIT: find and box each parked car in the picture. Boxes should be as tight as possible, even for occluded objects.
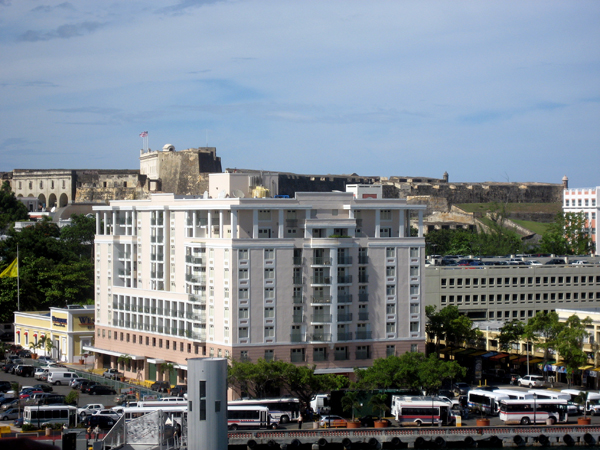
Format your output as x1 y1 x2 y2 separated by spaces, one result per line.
88 385 117 396
81 382 100 394
2 364 14 374
150 381 171 393
358 415 390 427
33 368 46 380
13 417 23 428
37 356 54 364
114 394 137 405
77 403 105 418
545 258 565 265
32 384 52 393
453 382 471 395
83 414 117 430
1 399 19 410
169 385 187 397
102 368 123 380
93 409 121 420
15 365 36 377
519 375 546 388
17 350 31 358
0 408 19 421
70 378 89 388
319 415 346 428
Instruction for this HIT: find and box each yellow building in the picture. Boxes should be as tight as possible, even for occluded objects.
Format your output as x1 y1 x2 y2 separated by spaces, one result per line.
14 306 95 364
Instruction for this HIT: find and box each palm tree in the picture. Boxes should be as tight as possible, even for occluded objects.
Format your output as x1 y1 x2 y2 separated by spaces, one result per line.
368 393 390 419
341 391 361 422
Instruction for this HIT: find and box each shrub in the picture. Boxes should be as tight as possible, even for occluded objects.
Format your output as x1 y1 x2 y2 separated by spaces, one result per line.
22 424 39 432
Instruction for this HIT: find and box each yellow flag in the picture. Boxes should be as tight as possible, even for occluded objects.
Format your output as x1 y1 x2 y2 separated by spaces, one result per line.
0 258 18 278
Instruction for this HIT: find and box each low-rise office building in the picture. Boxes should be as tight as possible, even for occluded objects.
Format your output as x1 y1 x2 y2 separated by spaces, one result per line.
14 306 95 364
425 263 600 322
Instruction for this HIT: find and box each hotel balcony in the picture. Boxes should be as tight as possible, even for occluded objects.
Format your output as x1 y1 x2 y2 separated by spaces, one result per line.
311 314 332 323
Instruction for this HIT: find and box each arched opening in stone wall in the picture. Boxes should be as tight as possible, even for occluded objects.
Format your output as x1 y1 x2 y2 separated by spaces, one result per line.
17 194 22 197
37 193 46 210
59 193 68 207
48 193 57 209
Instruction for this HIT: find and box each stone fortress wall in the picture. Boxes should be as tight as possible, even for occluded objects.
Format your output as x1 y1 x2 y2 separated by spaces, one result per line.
3 146 565 230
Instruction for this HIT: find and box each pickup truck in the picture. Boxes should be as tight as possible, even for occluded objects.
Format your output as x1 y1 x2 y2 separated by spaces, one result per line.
102 369 123 380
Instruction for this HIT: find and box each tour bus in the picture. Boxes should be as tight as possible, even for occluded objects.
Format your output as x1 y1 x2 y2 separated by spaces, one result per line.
493 389 534 400
499 399 568 425
228 405 277 430
115 405 187 422
228 398 300 423
391 398 455 427
467 390 510 415
23 405 78 428
561 389 600 415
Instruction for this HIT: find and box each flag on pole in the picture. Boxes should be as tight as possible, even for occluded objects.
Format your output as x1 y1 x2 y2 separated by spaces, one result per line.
0 258 18 278
139 131 148 138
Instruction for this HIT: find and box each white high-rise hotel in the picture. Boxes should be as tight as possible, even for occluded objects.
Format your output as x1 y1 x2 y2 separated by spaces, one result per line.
89 179 426 385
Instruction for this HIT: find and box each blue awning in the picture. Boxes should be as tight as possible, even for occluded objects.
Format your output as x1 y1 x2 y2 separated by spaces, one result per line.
482 352 497 358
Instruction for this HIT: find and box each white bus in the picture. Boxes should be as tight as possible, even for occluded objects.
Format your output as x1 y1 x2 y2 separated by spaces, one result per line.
499 399 568 425
228 405 276 430
391 398 455 427
228 398 300 423
561 389 600 415
115 405 187 422
23 405 78 428
136 400 187 408
528 390 570 401
467 390 509 415
493 389 534 400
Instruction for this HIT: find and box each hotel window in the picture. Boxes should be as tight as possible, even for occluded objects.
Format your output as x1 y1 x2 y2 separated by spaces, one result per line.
410 321 419 332
264 248 274 260
258 210 271 221
264 268 274 279
264 326 275 338
380 227 391 237
410 285 419 295
565 200 569 206
386 322 396 333
386 247 395 257
411 344 418 352
386 266 395 277
579 199 582 206
239 268 249 280
410 303 419 314
410 247 419 257
585 199 589 206
386 304 396 314
380 209 392 221
410 266 419 276
386 285 396 296
238 327 248 339
239 249 249 260
239 288 249 300
239 308 249 319
386 345 396 357
264 307 275 318
264 287 275 299
264 349 274 361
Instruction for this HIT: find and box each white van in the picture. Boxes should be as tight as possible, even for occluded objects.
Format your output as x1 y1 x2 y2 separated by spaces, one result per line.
47 371 76 386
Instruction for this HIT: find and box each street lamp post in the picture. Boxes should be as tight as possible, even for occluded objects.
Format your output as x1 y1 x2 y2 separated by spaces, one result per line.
533 393 537 425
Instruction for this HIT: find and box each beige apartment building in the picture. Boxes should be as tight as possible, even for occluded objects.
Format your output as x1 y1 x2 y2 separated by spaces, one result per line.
88 185 427 385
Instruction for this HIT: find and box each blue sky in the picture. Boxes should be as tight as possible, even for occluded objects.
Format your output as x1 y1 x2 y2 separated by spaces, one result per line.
1 1 599 187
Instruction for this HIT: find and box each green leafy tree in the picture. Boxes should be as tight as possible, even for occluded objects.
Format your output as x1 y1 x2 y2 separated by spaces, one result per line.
523 311 562 372
60 214 96 260
354 353 465 394
498 320 525 353
426 305 479 356
0 181 29 232
555 315 592 387
540 212 595 255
